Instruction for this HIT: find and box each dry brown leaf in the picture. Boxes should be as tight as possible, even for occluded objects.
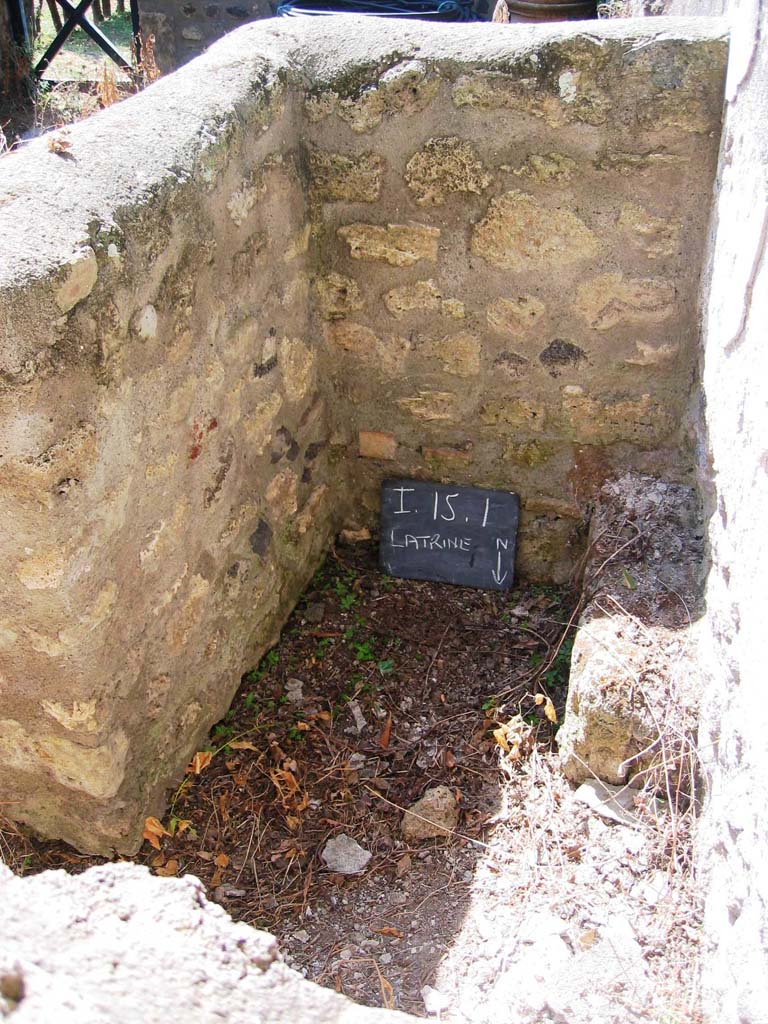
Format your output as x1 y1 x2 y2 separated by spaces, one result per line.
286 814 301 832
378 713 392 750
188 750 213 774
375 927 404 939
229 740 259 751
493 715 535 763
150 853 165 868
443 750 457 769
578 928 598 951
316 711 332 722
155 859 179 877
493 725 510 752
295 721 310 732
143 816 170 850
270 767 300 796
535 693 558 722
379 975 395 1010
47 132 72 155
219 792 231 823
211 852 229 887
51 851 82 865
196 850 214 861
396 853 411 878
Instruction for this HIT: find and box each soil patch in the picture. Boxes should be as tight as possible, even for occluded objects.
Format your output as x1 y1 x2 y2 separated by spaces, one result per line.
1 543 701 1021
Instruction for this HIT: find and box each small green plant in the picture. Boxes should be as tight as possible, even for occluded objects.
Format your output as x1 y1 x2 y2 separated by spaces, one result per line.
315 637 332 659
377 659 395 676
332 573 358 610
542 637 574 690
353 639 375 663
482 696 497 713
244 648 279 684
212 722 234 743
244 692 258 710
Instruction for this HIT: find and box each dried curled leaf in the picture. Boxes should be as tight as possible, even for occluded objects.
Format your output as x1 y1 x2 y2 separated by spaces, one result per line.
493 725 511 753
143 816 170 850
47 132 72 155
155 859 179 877
379 975 395 1010
493 715 535 763
378 713 392 749
188 750 213 775
534 693 558 723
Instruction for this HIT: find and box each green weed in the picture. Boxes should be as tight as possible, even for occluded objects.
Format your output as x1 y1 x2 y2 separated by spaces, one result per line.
542 637 574 691
353 639 375 663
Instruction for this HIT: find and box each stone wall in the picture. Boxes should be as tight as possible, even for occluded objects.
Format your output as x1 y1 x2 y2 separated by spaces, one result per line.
301 22 724 580
0 16 726 854
614 5 768 1020
0 861 420 1024
691 2 768 1021
0 33 334 854
140 0 274 72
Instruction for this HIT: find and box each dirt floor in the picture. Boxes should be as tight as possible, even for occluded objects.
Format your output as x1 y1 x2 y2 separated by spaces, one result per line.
0 543 702 1022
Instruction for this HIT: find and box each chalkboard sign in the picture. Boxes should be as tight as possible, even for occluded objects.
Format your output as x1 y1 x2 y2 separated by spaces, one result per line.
379 479 520 591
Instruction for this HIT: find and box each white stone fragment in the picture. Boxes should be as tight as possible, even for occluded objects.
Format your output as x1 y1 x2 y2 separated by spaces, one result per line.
320 833 372 875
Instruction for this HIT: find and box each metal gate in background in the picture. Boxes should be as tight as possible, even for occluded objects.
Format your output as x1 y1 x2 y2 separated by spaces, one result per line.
4 0 142 78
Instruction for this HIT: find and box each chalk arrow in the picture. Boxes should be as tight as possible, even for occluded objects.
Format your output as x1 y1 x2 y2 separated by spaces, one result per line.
491 551 508 586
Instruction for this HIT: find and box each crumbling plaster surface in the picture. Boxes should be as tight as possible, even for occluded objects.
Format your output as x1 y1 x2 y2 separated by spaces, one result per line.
627 4 768 1021
690 1 768 1020
0 861 420 1023
0 16 726 854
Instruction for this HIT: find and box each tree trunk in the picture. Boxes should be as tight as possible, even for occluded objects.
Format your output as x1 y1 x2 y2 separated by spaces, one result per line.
116 0 125 10
101 0 112 17
92 0 104 22
46 0 62 31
